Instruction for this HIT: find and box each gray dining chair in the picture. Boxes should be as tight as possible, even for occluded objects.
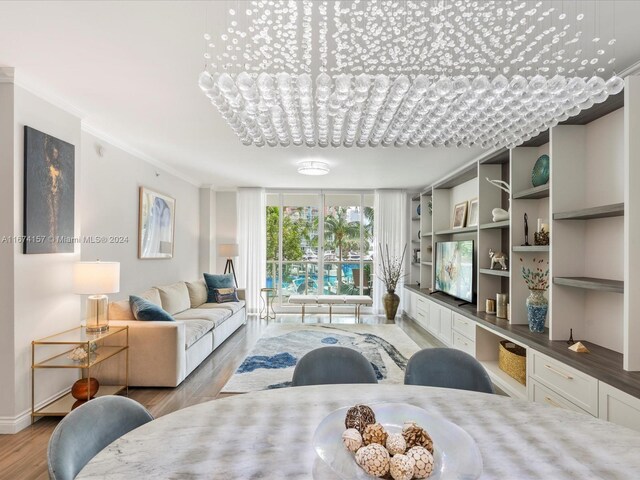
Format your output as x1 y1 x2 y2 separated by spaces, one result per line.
292 346 378 386
404 348 495 394
48 395 154 480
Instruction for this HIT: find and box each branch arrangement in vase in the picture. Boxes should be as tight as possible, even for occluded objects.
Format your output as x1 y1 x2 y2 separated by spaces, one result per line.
520 257 549 290
378 244 407 292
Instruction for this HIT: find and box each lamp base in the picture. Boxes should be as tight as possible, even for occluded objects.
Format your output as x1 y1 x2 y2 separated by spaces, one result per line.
85 295 109 333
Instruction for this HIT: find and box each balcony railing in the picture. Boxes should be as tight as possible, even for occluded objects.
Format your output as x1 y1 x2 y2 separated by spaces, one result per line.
267 260 373 305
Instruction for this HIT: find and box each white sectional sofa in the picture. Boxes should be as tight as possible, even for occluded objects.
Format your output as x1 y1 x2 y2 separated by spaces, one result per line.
101 279 246 387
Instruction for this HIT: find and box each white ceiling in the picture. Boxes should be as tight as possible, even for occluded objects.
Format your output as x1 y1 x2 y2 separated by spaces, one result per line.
1 1 639 189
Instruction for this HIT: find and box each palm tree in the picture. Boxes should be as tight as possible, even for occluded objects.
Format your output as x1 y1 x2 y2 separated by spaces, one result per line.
324 207 360 291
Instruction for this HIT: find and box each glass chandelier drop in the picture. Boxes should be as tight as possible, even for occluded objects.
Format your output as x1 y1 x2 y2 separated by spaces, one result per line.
198 0 624 149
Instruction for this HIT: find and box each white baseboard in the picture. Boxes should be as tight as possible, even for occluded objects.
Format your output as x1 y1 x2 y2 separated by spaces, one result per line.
0 387 70 434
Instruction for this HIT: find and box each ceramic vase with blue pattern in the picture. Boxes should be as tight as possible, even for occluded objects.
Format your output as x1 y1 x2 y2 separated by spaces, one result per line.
526 289 548 333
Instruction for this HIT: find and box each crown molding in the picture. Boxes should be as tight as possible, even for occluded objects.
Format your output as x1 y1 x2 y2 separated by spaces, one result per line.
81 122 201 187
620 60 640 78
12 72 85 118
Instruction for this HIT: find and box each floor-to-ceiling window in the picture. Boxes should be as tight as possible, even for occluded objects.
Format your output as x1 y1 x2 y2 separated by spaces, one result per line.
266 191 374 310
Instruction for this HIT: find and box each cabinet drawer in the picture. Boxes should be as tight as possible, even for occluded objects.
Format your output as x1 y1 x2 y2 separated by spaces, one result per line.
415 310 429 331
529 378 591 416
452 313 475 341
452 331 475 356
416 296 428 313
529 351 598 416
599 382 640 432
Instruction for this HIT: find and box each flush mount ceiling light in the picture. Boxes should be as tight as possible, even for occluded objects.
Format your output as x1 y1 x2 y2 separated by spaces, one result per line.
297 160 330 176
198 0 624 149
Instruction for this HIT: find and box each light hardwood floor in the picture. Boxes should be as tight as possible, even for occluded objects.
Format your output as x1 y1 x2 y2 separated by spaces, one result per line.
0 314 439 480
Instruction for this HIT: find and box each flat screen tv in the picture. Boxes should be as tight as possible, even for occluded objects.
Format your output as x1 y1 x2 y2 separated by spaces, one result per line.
434 240 474 302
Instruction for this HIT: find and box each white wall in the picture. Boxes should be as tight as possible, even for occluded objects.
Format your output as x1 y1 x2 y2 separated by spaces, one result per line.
215 191 237 273
81 131 201 298
9 85 82 432
0 80 204 433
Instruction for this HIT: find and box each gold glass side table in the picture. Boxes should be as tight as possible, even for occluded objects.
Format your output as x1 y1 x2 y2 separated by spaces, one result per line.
260 287 277 321
31 325 129 421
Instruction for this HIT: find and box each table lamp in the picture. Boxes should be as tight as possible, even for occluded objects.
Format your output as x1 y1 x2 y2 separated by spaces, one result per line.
218 243 239 287
73 261 120 333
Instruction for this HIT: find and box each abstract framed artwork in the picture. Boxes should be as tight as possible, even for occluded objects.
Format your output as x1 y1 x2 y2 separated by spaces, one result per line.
467 198 479 227
452 201 468 229
23 126 75 254
138 187 176 259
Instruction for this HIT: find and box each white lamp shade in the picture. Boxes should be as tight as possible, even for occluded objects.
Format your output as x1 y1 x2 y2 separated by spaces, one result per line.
218 243 239 258
73 261 120 294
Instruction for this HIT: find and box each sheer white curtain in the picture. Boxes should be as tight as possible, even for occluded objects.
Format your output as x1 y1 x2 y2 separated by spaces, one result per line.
373 190 407 315
237 188 266 314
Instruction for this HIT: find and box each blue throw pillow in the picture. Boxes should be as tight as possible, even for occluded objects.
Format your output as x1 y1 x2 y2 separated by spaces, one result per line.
203 273 235 302
215 287 239 303
129 295 175 322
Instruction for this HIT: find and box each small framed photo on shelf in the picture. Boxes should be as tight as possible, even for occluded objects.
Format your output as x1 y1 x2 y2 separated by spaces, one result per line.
467 198 479 227
452 201 468 229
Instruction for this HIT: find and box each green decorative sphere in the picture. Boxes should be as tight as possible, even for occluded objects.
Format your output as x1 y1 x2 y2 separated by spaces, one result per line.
532 154 550 187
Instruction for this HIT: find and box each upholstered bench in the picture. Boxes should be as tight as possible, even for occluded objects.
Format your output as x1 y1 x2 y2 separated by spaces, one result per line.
288 294 373 322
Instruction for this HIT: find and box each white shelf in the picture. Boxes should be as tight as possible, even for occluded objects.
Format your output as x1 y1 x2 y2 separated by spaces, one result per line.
480 360 527 400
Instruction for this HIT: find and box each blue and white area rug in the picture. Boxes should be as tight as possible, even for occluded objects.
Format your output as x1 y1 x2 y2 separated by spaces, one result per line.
221 323 424 393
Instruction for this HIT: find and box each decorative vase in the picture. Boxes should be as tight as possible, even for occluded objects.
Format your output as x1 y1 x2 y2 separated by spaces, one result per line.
526 289 548 333
532 154 550 187
71 377 100 400
383 290 400 320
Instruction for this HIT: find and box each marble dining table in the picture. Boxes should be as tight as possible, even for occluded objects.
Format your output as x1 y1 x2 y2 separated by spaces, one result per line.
77 384 640 479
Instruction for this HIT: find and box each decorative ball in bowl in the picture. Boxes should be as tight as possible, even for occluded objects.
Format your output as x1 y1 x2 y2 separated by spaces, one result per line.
313 403 482 479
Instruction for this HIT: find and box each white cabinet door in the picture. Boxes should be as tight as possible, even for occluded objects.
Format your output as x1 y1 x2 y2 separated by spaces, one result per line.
599 382 640 432
403 289 416 319
428 302 440 337
438 308 452 346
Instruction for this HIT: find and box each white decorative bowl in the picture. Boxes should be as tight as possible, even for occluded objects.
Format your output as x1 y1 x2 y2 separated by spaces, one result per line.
312 402 483 479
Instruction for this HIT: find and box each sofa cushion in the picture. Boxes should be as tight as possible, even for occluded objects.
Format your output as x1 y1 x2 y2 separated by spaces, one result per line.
186 279 208 308
156 282 191 315
214 287 239 303
139 288 162 306
197 300 245 316
174 308 230 328
108 299 135 320
203 273 235 302
182 319 215 348
130 295 175 322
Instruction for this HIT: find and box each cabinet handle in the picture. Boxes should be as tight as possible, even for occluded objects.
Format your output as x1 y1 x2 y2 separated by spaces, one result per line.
544 364 573 380
544 396 563 408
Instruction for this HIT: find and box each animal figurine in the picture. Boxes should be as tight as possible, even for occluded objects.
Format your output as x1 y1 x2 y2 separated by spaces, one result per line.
489 248 508 271
486 178 511 222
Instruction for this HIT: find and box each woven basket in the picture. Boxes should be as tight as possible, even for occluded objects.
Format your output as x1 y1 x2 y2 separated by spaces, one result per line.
498 340 526 385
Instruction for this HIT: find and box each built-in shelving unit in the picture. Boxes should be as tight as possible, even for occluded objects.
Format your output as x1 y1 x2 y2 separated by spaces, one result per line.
513 184 550 199
553 277 624 294
405 76 640 375
435 226 478 235
553 203 624 220
479 268 510 277
480 220 510 230
513 245 549 252
409 194 422 285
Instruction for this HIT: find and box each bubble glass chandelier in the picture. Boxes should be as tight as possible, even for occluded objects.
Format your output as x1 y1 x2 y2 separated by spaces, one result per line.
198 0 624 149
